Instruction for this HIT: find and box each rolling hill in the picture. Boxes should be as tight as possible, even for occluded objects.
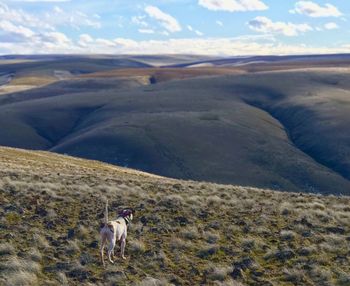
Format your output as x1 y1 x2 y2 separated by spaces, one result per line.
0 146 349 285
0 55 350 194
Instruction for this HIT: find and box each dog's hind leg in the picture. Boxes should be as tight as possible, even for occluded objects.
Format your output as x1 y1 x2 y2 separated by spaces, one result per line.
100 235 107 267
108 239 116 264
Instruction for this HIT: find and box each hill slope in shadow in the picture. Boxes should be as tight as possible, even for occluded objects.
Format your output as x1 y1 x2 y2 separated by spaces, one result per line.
0 55 350 194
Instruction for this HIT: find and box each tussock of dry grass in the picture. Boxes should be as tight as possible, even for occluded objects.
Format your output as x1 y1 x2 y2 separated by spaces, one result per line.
0 146 350 285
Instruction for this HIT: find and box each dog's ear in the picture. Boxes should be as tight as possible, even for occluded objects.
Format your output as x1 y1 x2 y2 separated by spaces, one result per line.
123 208 134 213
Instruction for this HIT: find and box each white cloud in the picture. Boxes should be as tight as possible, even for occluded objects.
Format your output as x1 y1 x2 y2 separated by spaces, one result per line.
95 38 115 47
9 0 70 2
114 38 138 48
0 19 35 42
0 2 99 31
160 31 169 36
187 25 203 36
12 0 71 2
47 7 101 29
78 33 93 47
53 6 63 13
41 31 70 45
291 1 342 18
248 16 313 36
132 16 149 27
324 22 338 30
1 33 350 56
216 20 224 26
145 5 181 33
0 2 53 29
198 0 268 12
138 28 155 34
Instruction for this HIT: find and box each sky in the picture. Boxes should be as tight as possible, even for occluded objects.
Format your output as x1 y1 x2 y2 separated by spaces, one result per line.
0 0 350 55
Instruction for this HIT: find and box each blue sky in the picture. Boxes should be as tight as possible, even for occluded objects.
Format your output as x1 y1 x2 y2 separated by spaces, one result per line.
0 0 349 55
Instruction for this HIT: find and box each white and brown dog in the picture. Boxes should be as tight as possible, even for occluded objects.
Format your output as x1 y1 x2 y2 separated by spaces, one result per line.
100 200 134 266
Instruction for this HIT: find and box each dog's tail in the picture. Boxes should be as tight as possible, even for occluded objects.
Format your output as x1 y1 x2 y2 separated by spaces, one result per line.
105 199 109 225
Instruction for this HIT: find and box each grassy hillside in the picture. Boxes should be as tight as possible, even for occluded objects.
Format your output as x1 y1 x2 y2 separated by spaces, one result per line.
0 55 155 95
0 64 350 193
0 146 349 286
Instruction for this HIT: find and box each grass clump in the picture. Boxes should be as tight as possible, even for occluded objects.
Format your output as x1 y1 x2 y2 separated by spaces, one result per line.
0 146 349 285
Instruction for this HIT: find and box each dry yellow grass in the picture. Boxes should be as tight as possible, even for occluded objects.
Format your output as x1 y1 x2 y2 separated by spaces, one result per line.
78 67 246 83
0 75 58 95
0 146 350 285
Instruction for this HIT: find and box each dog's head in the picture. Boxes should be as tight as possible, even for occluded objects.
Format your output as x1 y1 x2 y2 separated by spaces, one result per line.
118 208 134 221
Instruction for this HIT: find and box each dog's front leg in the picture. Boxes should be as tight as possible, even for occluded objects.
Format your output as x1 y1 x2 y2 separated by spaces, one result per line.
120 238 126 260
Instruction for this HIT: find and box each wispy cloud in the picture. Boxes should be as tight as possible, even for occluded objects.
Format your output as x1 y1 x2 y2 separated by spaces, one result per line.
132 16 148 27
290 1 342 18
46 7 101 29
145 5 181 33
8 0 70 2
0 2 53 29
248 16 313 36
0 19 35 42
138 28 155 34
324 22 338 30
187 25 203 36
198 0 268 12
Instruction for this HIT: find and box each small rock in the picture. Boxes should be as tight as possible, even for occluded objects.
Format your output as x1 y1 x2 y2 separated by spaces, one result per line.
80 252 94 266
208 221 220 229
275 249 295 261
89 240 98 249
45 221 55 229
44 262 71 272
103 270 126 280
300 217 313 227
302 231 312 237
233 257 255 271
298 248 311 256
4 233 15 239
68 266 90 281
252 270 264 277
175 216 188 226
67 229 75 239
126 265 138 275
231 267 243 279
197 246 218 258
243 226 250 234
35 207 48 217
326 226 345 234
198 211 208 219
172 183 182 190
146 198 157 205
51 240 60 247
140 216 148 225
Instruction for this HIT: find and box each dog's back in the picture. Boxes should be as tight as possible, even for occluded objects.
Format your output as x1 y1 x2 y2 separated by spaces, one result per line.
101 218 126 241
